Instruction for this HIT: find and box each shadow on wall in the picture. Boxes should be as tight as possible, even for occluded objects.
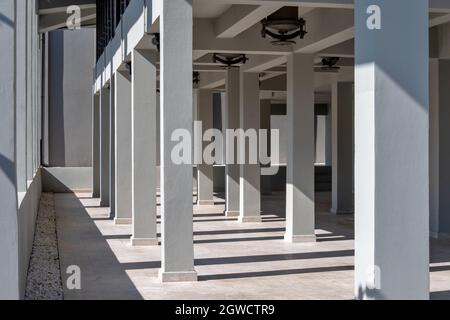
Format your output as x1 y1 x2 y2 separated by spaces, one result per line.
0 153 15 185
0 12 14 27
47 29 96 168
48 31 65 166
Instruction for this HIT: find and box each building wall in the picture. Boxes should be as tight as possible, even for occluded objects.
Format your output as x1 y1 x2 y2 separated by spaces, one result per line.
47 29 96 168
17 171 42 296
44 29 96 192
0 0 43 299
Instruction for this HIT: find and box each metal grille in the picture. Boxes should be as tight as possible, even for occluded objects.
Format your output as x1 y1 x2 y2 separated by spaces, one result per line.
96 0 131 60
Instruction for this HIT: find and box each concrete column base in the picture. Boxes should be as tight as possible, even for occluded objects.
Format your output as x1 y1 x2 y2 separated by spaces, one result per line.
130 237 159 247
238 216 262 223
430 232 439 239
224 210 240 217
114 218 132 225
159 270 198 283
197 200 215 206
284 234 317 243
330 208 354 215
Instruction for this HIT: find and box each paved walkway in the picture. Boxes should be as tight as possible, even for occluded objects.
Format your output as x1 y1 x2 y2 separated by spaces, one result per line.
54 192 450 300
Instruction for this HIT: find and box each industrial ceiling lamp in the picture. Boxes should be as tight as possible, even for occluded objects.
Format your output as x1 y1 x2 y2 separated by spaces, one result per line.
261 7 307 46
316 57 340 72
213 53 248 69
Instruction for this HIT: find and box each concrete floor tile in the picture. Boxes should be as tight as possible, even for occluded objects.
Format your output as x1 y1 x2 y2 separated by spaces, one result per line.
53 192 450 300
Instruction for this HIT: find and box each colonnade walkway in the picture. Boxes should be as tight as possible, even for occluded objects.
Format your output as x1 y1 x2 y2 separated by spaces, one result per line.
54 192 450 300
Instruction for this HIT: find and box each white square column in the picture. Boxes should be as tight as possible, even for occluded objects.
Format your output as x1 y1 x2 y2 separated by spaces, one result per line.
225 68 240 217
130 49 158 246
159 0 197 282
114 70 132 225
331 81 354 214
260 99 272 195
430 59 450 238
355 0 429 299
239 72 261 223
92 93 101 198
100 86 110 207
110 76 116 218
285 53 316 243
0 0 20 299
437 60 450 236
197 89 215 206
429 59 439 238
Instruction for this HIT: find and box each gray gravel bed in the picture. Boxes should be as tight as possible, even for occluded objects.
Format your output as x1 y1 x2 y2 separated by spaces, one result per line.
24 193 64 300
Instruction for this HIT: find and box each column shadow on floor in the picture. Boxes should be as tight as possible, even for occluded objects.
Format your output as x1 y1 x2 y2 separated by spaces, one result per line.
197 265 354 281
54 193 143 300
119 249 354 279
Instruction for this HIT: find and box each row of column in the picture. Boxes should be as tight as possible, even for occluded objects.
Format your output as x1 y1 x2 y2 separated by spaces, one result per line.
92 1 352 285
197 69 355 243
197 73 354 218
91 0 434 299
93 0 196 282
190 0 433 299
94 55 159 243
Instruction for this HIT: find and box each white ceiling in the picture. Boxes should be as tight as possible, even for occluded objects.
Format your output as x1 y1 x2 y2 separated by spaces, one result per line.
193 0 232 18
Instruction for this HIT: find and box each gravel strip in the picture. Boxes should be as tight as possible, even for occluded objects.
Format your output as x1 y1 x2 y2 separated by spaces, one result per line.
25 193 64 300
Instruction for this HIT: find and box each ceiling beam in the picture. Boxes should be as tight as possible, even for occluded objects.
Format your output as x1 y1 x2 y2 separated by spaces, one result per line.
209 0 353 9
293 8 354 54
210 0 450 13
214 4 282 38
242 55 287 72
194 18 292 55
38 0 96 14
193 51 210 61
239 5 447 72
194 65 228 72
198 72 226 89
319 39 354 58
39 8 96 33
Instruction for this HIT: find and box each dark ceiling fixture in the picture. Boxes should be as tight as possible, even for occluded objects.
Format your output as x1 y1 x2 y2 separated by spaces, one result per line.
151 33 160 52
193 72 200 87
261 7 307 46
213 53 248 68
315 57 340 72
125 62 132 76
